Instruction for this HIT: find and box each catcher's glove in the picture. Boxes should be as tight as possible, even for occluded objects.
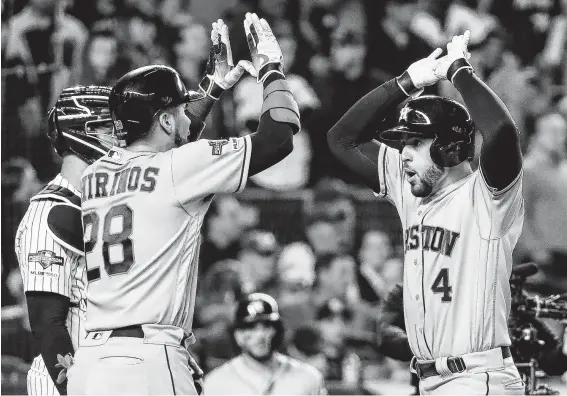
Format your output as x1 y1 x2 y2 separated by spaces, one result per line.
199 18 256 99
243 13 285 83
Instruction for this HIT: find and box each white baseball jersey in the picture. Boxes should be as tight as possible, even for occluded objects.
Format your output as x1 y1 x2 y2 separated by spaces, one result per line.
15 175 88 396
80 136 251 335
375 145 524 360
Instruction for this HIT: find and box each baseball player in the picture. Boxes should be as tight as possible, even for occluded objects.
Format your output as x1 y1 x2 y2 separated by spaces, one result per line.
14 86 118 395
204 293 326 395
327 31 525 394
67 15 300 395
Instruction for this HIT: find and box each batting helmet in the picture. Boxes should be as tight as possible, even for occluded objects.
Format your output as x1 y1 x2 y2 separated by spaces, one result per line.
378 95 475 167
47 86 117 164
233 293 285 350
109 65 208 146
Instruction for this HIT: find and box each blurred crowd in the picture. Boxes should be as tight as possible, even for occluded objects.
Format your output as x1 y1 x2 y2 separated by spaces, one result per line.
1 0 567 393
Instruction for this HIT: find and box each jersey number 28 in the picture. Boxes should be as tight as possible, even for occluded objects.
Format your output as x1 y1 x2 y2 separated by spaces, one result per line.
83 204 134 281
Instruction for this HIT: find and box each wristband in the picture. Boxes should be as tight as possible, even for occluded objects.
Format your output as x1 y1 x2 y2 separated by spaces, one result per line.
396 71 422 97
199 75 225 100
258 62 285 83
447 58 474 84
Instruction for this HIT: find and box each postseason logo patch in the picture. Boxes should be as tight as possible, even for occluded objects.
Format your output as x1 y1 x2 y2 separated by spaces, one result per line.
28 250 64 269
208 140 229 155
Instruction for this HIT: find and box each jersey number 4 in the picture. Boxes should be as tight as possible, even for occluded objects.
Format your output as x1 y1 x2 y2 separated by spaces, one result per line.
431 268 452 302
83 204 134 281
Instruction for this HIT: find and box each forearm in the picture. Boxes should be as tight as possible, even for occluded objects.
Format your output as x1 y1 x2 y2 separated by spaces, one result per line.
452 68 522 189
326 78 409 190
27 292 74 395
248 74 297 175
328 78 408 148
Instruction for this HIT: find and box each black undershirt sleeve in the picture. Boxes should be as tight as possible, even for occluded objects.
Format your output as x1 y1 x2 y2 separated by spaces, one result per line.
248 74 295 176
26 291 74 395
452 69 522 190
326 79 409 192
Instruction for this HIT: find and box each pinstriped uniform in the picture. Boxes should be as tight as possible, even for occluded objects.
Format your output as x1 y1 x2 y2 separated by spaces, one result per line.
15 175 87 396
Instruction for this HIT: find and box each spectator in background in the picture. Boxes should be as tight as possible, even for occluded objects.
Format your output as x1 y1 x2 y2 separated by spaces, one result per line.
194 259 244 370
308 24 382 185
199 196 250 277
305 214 343 258
489 0 567 68
313 253 358 309
311 178 357 253
4 0 88 178
5 0 88 109
238 230 280 296
357 229 403 304
518 112 567 295
288 325 328 377
81 30 122 85
277 242 317 339
174 22 209 88
369 0 431 80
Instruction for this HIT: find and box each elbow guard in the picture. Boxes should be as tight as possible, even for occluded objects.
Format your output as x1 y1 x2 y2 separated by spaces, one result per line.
261 79 301 134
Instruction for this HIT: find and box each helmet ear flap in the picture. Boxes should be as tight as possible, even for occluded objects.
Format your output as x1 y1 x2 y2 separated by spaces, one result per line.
430 137 469 167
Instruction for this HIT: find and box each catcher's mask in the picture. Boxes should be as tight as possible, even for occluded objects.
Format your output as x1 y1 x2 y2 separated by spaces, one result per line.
47 86 118 164
379 95 475 168
109 65 209 146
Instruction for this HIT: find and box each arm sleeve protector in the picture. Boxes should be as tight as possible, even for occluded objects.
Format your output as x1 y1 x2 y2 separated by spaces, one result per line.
261 79 301 134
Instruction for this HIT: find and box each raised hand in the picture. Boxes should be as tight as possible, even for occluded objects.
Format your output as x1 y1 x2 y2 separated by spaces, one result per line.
243 13 284 83
405 47 444 89
434 30 473 82
199 19 256 99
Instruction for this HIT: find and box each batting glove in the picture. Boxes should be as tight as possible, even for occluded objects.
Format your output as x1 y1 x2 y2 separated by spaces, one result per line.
199 19 256 99
434 30 474 83
244 13 285 83
397 48 444 96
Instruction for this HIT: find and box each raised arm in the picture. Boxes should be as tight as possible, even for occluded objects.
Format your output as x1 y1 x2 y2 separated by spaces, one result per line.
241 13 298 176
436 32 522 190
327 48 445 192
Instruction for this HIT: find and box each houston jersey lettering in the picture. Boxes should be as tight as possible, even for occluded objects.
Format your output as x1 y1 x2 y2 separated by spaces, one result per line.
375 144 524 360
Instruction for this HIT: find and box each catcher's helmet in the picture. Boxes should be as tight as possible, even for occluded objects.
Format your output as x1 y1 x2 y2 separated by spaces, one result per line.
379 95 475 167
109 65 207 146
233 293 284 350
47 86 117 164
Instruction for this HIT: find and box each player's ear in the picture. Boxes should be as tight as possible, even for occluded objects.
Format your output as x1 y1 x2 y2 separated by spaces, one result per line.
158 111 175 135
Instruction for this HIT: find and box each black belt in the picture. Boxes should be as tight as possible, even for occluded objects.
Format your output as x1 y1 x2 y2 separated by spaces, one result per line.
414 346 511 380
109 325 145 338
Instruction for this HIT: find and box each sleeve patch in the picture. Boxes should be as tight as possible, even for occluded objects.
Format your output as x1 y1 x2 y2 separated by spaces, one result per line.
208 140 229 155
47 204 85 256
28 250 64 269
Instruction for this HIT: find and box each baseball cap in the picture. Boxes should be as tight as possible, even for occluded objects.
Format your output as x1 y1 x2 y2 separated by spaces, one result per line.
241 230 278 257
